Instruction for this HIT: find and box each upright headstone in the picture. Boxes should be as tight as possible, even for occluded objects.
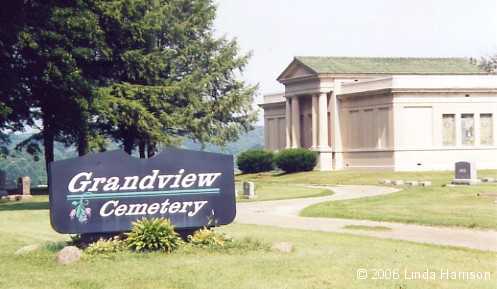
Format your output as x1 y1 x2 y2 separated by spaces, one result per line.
452 161 478 185
243 181 256 199
0 170 7 197
17 176 31 195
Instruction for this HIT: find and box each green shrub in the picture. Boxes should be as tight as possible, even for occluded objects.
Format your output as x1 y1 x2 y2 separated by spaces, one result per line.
126 218 183 253
188 228 232 249
85 236 126 256
274 148 317 173
236 149 274 173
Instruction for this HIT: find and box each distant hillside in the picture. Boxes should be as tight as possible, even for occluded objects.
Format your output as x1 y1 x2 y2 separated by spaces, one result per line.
0 127 264 188
182 126 264 155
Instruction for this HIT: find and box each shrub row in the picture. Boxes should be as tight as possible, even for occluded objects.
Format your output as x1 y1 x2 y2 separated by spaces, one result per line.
236 148 317 174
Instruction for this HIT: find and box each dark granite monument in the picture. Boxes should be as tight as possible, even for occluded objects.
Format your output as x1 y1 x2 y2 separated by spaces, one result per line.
452 161 478 185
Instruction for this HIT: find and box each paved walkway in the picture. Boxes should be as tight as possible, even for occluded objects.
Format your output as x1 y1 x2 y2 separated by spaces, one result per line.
235 185 497 252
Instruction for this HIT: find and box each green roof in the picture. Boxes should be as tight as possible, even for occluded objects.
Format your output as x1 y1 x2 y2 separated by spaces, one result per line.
294 56 484 74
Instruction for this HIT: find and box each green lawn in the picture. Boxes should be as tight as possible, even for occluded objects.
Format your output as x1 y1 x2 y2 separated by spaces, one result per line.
0 197 495 289
236 170 497 186
342 225 393 232
301 184 497 229
235 181 330 202
238 170 497 229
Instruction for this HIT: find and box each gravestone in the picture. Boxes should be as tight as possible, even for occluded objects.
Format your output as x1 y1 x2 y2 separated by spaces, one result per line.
0 170 7 197
452 161 478 185
243 181 256 199
17 176 31 195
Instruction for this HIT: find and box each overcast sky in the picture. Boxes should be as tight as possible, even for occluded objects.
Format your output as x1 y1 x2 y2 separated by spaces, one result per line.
214 0 497 105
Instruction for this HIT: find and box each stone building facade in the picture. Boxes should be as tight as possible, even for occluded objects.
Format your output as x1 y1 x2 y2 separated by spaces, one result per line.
260 57 497 171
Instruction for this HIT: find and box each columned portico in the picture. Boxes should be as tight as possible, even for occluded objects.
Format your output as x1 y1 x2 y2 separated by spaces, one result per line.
284 92 334 171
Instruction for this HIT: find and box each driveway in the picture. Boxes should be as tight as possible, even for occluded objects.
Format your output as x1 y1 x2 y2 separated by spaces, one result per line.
235 185 497 252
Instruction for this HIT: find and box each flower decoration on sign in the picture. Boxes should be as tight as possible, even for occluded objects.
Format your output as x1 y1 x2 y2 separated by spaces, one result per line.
70 197 91 223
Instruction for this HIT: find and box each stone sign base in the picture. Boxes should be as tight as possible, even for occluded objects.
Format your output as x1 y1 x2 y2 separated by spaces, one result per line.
451 179 480 185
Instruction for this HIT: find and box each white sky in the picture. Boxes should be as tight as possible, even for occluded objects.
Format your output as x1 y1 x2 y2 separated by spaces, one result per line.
214 0 497 111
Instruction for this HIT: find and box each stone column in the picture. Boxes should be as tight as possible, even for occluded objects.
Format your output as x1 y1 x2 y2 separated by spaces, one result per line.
331 81 344 169
291 96 301 148
285 97 292 148
318 92 329 148
316 92 333 171
311 94 318 148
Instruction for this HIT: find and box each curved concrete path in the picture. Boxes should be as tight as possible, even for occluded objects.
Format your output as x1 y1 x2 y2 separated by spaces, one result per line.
235 185 497 252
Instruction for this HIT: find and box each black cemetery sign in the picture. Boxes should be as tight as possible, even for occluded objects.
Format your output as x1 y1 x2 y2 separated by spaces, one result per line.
48 149 236 234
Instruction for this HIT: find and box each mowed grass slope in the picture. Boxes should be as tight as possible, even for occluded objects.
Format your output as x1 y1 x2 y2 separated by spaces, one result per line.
235 182 330 202
238 170 497 229
301 185 497 229
0 197 495 289
236 170 497 186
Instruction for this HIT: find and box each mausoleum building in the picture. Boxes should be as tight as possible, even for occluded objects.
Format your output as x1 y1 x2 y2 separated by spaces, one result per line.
260 57 497 171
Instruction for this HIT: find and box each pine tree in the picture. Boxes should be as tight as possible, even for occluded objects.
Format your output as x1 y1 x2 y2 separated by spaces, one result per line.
1 0 257 171
93 0 257 156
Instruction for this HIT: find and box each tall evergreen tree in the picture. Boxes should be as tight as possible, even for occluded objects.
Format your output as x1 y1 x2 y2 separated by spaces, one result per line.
1 0 110 169
1 0 256 172
94 0 257 156
0 1 33 157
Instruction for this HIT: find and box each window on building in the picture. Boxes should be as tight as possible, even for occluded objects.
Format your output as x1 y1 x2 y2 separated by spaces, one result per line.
442 114 455 146
480 114 493 145
461 114 475 145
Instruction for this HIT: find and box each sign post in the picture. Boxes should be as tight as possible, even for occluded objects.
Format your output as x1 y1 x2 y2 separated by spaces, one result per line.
48 149 236 234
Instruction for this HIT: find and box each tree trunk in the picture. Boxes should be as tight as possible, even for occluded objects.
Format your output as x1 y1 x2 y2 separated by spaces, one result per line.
77 109 90 156
139 140 146 158
123 136 134 155
147 142 156 158
42 124 55 172
77 130 89 156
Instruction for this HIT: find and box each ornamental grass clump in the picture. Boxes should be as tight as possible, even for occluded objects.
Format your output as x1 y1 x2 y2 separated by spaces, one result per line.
85 236 126 256
188 227 232 249
126 218 183 253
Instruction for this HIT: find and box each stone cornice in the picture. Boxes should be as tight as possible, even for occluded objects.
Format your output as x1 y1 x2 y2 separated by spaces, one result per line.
338 88 497 100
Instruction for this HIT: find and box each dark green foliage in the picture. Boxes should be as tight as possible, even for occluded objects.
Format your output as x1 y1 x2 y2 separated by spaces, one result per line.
236 149 274 173
93 0 257 156
274 148 317 173
1 0 257 176
126 218 183 253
